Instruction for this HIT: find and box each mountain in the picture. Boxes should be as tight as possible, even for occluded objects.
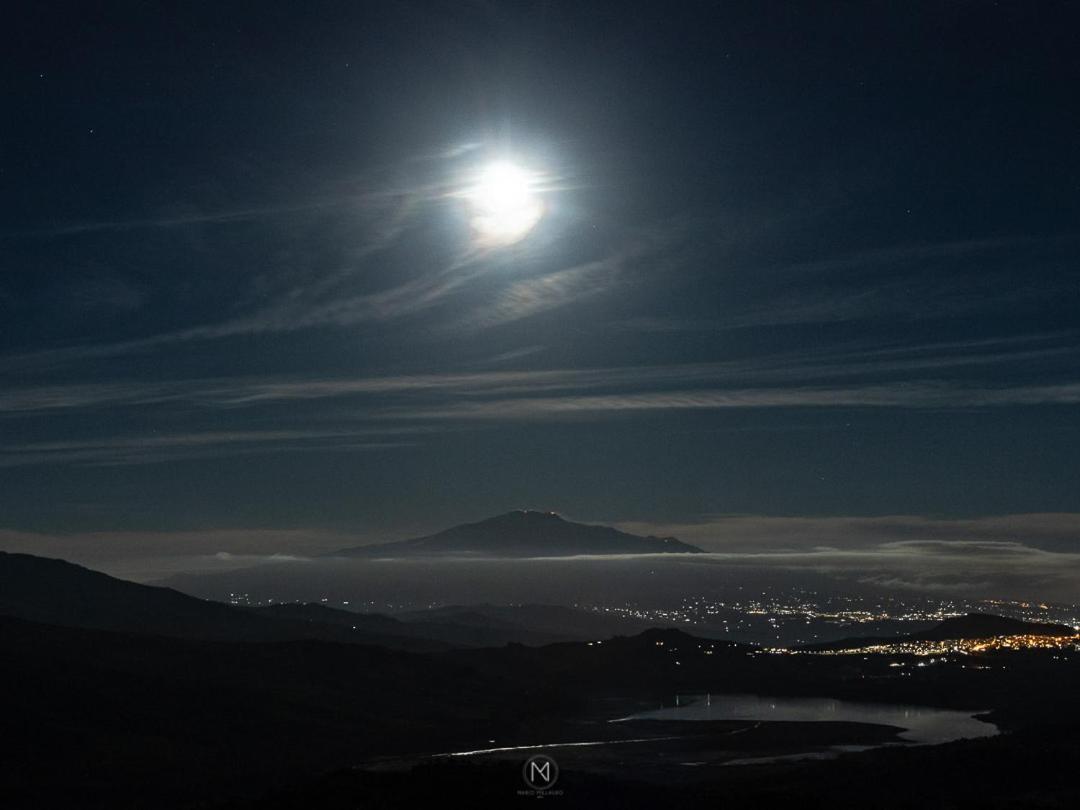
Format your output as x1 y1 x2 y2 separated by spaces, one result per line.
0 551 445 650
0 551 653 651
332 510 704 557
256 602 659 647
393 603 659 645
0 612 538 810
0 551 274 640
249 602 589 647
908 613 1075 641
7 609 1080 810
798 612 1076 651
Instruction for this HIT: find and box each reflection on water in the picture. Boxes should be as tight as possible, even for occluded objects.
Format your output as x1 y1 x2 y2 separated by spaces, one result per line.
619 693 998 746
424 694 999 771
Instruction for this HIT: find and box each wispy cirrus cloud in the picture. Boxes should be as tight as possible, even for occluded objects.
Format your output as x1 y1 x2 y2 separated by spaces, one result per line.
0 200 345 240
468 257 619 328
0 156 469 371
382 381 1080 421
0 428 422 468
4 376 1078 469
2 333 1079 432
619 234 1079 332
4 328 1078 413
1 201 709 373
5 210 1073 381
0 140 470 242
457 220 700 330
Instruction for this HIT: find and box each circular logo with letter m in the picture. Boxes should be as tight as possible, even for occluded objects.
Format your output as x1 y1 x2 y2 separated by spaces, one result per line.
522 754 559 791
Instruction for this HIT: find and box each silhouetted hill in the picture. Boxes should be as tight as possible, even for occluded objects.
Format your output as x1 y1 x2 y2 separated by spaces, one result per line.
910 612 1074 640
0 551 654 652
250 602 581 648
333 510 703 557
0 551 277 640
0 613 548 810
799 612 1076 651
0 552 444 650
4 607 1080 809
444 627 758 695
393 603 657 644
260 602 659 648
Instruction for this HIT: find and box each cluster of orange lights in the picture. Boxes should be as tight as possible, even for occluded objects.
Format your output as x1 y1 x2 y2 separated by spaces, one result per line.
771 633 1080 657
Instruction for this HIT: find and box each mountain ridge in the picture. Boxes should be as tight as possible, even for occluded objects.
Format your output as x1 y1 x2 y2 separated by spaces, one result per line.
0 551 657 650
0 551 447 650
332 509 704 557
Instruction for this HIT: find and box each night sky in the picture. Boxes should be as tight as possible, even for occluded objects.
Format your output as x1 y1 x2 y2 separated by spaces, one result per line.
3 3 1079 578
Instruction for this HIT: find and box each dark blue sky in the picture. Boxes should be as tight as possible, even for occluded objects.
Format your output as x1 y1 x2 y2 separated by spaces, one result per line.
2 1 1079 543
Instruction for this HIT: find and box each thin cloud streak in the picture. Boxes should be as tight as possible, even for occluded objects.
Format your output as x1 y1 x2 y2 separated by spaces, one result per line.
4 220 1073 375
619 234 1079 332
0 428 423 468
0 213 691 372
0 200 347 239
0 140 475 242
470 258 618 328
385 381 1080 421
0 155 472 370
3 330 1078 417
456 221 699 330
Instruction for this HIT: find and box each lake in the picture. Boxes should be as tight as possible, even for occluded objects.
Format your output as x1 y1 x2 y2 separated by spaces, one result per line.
618 693 998 747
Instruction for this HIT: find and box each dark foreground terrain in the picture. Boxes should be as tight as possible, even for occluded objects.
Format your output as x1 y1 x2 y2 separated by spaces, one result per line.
2 552 1079 809
224 727 1080 810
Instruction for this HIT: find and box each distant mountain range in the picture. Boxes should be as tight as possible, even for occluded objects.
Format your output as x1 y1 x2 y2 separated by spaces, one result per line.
253 600 656 647
798 612 1076 651
0 551 452 650
0 551 655 649
332 509 704 557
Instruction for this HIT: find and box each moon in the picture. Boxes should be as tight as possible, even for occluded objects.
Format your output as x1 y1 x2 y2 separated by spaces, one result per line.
462 160 545 247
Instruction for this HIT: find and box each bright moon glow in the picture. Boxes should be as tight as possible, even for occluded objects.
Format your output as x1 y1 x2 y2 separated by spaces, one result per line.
463 160 545 246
